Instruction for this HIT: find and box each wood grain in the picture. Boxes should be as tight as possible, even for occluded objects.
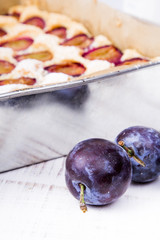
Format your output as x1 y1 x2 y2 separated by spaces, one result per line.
0 157 159 240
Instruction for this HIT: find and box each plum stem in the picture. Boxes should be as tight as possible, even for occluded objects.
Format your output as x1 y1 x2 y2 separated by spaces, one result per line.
79 183 87 213
118 141 145 167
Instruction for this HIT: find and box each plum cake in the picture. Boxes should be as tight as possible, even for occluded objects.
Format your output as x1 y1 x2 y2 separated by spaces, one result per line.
0 5 149 94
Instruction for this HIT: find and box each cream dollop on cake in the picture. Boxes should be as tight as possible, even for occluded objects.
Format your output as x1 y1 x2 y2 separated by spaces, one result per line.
91 35 111 48
85 60 113 75
44 72 69 85
121 49 145 61
0 47 16 64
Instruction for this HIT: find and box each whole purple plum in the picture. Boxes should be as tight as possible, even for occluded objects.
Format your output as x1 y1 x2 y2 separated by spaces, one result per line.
65 138 131 212
115 126 160 183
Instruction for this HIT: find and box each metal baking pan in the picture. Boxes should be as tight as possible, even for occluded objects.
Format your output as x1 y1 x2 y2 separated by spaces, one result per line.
0 0 160 172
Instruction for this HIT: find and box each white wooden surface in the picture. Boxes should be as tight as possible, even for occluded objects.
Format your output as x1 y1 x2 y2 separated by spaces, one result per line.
0 156 159 240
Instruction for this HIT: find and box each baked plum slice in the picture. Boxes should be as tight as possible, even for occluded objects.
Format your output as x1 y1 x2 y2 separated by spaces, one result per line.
61 34 93 48
117 58 148 66
0 60 15 75
0 37 33 51
45 62 86 77
4 12 20 20
46 27 67 39
0 77 36 86
15 50 53 62
11 12 20 19
82 45 122 64
0 28 7 37
9 12 20 19
23 16 45 29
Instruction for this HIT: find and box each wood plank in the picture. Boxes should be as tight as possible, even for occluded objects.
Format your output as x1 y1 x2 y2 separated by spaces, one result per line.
0 157 159 240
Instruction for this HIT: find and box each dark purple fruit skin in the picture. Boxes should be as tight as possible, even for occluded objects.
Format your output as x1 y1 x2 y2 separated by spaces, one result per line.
65 138 131 205
115 126 160 183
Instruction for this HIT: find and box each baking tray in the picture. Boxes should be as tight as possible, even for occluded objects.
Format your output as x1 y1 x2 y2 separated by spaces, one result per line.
0 0 160 172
